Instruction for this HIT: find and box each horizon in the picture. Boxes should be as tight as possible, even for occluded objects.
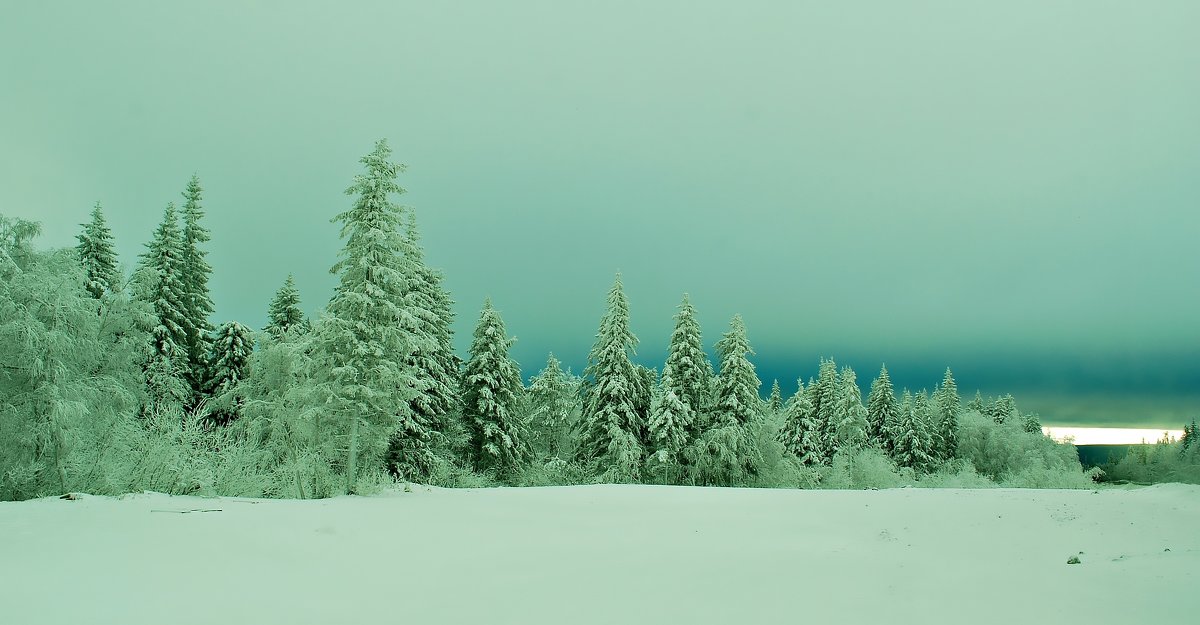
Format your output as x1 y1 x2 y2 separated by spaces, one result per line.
3 2 1196 430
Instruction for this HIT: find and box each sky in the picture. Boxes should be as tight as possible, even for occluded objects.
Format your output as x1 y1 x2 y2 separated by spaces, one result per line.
2 2 1197 428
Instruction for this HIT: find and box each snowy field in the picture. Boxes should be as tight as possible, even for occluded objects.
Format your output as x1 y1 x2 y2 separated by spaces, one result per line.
2 485 1197 625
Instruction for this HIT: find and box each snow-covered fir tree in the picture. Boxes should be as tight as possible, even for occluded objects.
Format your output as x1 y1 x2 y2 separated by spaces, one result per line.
461 299 529 478
206 321 254 394
76 202 120 299
767 379 783 416
987 394 1018 424
526 353 581 459
866 365 898 452
309 139 428 491
967 391 985 414
833 366 869 451
135 203 191 411
933 368 960 461
664 294 714 434
713 315 762 428
265 274 306 340
805 359 840 461
203 320 254 425
397 209 460 434
179 175 215 393
576 274 644 479
647 369 691 466
632 364 658 445
779 379 823 465
893 389 936 472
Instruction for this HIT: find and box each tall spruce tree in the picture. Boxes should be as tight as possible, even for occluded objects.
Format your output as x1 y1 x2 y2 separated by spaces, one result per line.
866 365 898 451
807 359 840 461
203 320 255 425
647 370 691 465
137 203 190 366
179 175 214 393
461 299 529 477
135 203 191 413
780 379 823 465
310 139 427 492
663 294 713 432
76 202 120 299
265 274 306 340
394 210 459 437
713 315 762 428
933 368 961 461
206 321 255 394
576 274 644 476
893 389 935 472
834 366 869 451
767 379 783 416
526 353 581 459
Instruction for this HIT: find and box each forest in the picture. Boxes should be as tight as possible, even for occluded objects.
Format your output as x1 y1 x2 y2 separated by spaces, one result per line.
2 139 1195 501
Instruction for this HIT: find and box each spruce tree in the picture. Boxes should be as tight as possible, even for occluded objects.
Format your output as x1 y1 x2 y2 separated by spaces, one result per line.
987 394 1018 424
807 358 840 460
663 294 713 432
933 368 961 461
833 366 869 451
713 315 762 428
576 274 644 477
265 274 306 340
76 202 120 299
136 203 190 366
867 365 898 452
780 379 823 465
647 371 691 465
179 175 215 393
310 139 426 491
767 379 783 416
526 353 581 459
398 210 459 432
206 321 255 394
203 320 255 425
461 299 529 477
893 390 935 472
967 391 985 413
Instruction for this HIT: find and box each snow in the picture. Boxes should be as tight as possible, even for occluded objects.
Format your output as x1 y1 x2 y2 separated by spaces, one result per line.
2 484 1197 624
1044 426 1185 445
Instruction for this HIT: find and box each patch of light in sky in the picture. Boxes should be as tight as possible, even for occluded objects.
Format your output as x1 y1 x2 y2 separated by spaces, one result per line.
1043 427 1184 446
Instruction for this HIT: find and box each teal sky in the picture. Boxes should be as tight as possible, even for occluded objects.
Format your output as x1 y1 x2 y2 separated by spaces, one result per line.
2 2 1197 426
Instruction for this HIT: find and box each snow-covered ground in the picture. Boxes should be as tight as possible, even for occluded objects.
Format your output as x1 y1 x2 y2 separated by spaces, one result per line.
2 484 1197 625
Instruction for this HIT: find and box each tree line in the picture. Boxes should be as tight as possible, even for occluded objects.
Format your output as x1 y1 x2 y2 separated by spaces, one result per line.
3 139 1161 500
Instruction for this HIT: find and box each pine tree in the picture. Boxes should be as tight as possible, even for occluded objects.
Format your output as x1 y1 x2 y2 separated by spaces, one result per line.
136 203 190 366
1022 411 1043 434
76 202 120 299
310 139 427 492
394 209 460 437
808 358 840 460
265 274 306 340
206 321 255 394
576 274 644 476
461 299 529 477
203 321 255 425
179 175 215 393
664 294 714 433
526 353 581 459
713 315 762 428
834 367 869 451
780 379 823 465
867 365 898 452
893 389 935 472
933 368 960 461
967 391 985 414
767 379 783 415
987 394 1018 424
647 370 691 464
